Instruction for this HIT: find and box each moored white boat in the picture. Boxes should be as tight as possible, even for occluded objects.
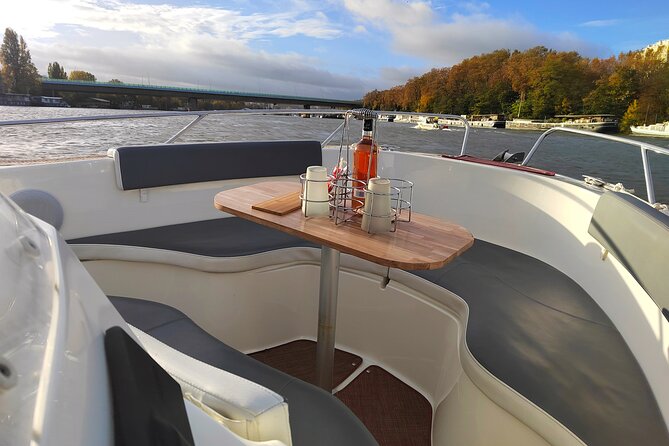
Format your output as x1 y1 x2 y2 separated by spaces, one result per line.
631 121 669 137
0 110 668 446
413 116 445 130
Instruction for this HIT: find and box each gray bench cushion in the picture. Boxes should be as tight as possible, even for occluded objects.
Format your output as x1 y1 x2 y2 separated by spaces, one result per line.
111 140 322 190
589 191 669 310
414 240 668 446
109 296 377 446
68 218 317 256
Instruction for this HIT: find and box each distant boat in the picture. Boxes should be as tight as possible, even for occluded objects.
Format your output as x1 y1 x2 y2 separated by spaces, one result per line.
467 114 506 128
554 114 618 133
507 114 618 133
414 116 445 130
630 122 669 137
0 93 69 107
30 95 70 107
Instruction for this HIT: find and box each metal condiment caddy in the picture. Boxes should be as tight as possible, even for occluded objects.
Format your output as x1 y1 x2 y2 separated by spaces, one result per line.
300 108 413 233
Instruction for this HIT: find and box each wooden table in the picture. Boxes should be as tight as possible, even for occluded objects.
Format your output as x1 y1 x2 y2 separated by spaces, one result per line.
215 181 474 391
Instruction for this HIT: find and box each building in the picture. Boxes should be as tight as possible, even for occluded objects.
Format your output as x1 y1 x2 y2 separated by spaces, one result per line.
642 39 669 61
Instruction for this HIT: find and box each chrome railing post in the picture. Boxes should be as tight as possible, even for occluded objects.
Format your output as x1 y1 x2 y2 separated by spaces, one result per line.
321 120 346 147
164 114 206 144
641 147 656 203
459 119 471 156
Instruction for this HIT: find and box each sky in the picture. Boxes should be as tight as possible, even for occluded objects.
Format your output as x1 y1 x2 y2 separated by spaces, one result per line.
1 0 668 100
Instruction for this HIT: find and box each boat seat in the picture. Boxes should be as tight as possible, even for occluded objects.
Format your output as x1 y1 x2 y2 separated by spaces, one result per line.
411 239 669 446
108 140 322 190
108 296 378 446
68 217 317 258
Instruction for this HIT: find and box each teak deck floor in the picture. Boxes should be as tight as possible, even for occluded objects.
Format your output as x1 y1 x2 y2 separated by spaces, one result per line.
250 339 361 388
250 340 432 446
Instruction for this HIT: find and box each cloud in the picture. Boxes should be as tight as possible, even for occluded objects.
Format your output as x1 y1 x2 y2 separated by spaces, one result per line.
580 19 620 28
378 66 424 86
461 2 491 14
1 0 368 98
343 0 603 65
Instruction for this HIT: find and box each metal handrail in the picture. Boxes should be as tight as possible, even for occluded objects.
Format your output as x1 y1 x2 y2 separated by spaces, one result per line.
0 108 342 127
375 111 471 155
0 109 347 145
521 127 669 204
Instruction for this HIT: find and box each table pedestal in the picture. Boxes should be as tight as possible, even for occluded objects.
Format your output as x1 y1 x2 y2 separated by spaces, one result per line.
315 246 340 391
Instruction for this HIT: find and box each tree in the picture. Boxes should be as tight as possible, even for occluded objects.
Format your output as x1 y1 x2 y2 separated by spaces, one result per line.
47 61 67 79
1 28 40 93
68 70 96 82
108 78 123 84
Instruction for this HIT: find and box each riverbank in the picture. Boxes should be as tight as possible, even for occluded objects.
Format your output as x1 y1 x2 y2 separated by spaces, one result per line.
0 93 69 107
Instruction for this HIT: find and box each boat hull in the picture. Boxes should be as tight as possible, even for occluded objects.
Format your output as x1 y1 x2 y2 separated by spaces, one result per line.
631 124 669 137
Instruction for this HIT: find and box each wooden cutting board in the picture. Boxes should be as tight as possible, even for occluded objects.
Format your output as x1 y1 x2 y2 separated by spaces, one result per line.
251 190 302 215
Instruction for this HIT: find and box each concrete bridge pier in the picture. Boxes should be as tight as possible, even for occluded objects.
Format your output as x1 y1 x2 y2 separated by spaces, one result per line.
187 97 198 111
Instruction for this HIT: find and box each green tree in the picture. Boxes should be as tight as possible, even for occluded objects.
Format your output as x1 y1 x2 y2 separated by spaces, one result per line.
68 70 96 82
363 43 669 130
1 28 40 93
583 65 639 116
108 78 123 84
47 61 67 79
620 99 642 131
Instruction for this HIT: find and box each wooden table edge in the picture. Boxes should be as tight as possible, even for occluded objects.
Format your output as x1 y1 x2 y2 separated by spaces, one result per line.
215 198 474 271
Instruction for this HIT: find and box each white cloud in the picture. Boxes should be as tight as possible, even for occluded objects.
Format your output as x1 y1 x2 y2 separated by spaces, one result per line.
353 25 368 34
343 0 603 65
378 66 424 86
1 0 366 98
580 19 620 28
0 0 611 99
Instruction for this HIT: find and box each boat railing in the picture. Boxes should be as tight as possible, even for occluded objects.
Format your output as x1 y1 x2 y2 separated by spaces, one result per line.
372 111 471 154
0 109 472 155
521 127 669 204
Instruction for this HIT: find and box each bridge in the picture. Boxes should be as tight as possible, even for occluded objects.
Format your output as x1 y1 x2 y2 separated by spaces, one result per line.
40 78 361 109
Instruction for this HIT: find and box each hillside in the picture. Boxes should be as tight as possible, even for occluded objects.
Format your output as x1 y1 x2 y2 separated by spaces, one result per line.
363 42 669 130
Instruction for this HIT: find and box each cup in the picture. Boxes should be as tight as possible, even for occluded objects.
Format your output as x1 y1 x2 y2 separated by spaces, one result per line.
361 177 392 233
302 166 330 217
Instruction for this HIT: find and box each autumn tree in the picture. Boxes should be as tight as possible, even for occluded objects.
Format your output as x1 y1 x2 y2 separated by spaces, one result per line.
364 44 669 130
47 61 67 79
0 28 40 93
68 70 96 82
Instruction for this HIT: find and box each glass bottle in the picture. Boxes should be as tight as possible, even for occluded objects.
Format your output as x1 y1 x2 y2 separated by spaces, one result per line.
352 118 378 208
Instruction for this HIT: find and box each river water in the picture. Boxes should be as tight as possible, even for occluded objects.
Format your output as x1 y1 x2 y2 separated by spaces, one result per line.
2 106 669 203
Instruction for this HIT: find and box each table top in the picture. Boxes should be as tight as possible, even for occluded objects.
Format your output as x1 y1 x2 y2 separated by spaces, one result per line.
214 181 474 270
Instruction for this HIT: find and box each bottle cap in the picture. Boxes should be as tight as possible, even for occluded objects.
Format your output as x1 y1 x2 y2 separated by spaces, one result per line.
363 118 374 132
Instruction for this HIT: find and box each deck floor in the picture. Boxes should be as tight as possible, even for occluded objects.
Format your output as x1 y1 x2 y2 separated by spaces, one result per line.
250 340 432 446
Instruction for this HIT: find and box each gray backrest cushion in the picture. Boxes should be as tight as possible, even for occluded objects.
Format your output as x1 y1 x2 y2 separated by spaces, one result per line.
111 140 322 190
9 189 64 230
589 191 669 309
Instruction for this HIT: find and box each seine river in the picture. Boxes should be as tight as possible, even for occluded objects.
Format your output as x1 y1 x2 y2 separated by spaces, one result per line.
1 105 668 203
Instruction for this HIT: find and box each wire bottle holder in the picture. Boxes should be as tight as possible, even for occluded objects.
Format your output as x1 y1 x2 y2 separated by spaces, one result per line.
300 108 413 233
